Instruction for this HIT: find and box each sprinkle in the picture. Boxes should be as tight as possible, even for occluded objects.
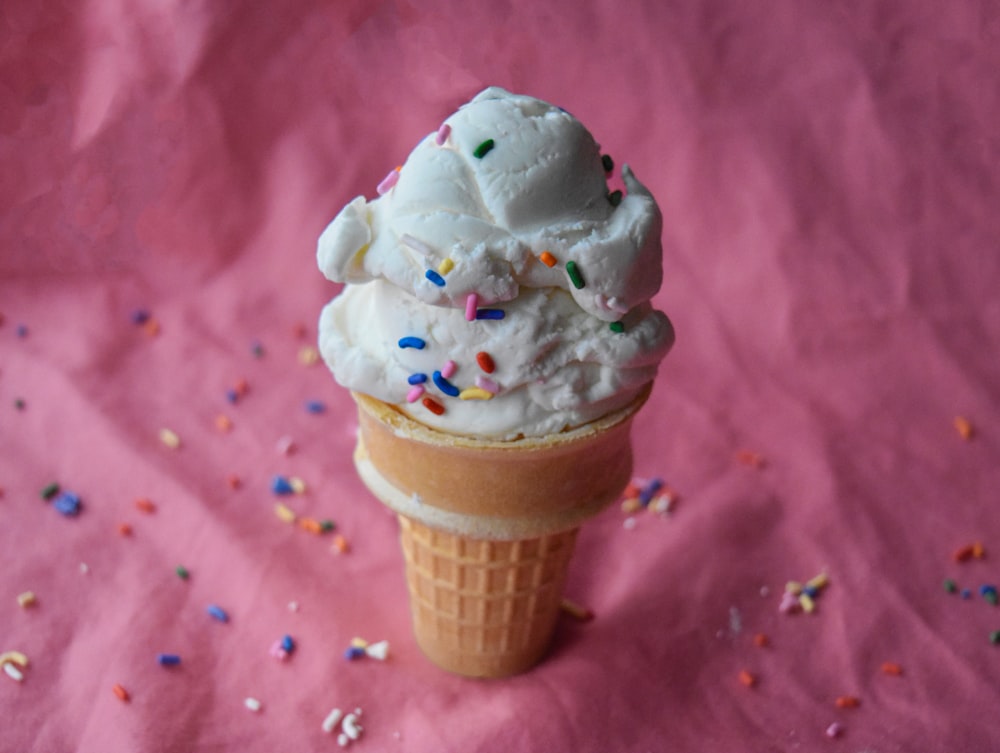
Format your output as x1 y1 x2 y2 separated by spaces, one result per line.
962 588 972 599
608 190 623 206
274 503 296 524
559 598 594 622
320 519 336 532
53 491 82 516
17 592 36 608
398 336 426 350
245 697 262 712
331 534 350 553
272 476 294 495
251 340 265 358
437 258 454 275
226 474 242 490
276 436 296 455
80 563 89 574
225 389 239 404
269 639 289 660
459 387 493 401
130 309 150 325
323 708 344 733
365 640 390 660
806 572 830 590
0 651 28 668
425 269 446 287
539 251 557 267
954 416 975 440
159 428 181 449
638 478 664 507
3 663 24 682
157 654 181 666
281 635 295 653
601 154 614 173
736 449 767 468
435 122 451 146
738 669 757 688
473 139 495 158
16 324 28 338
288 601 300 611
753 633 770 648
465 293 478 321
305 399 327 414
40 482 60 500
835 695 860 709
475 308 505 320
880 661 903 676
475 376 500 394
142 318 161 336
207 604 229 623
400 234 433 257
176 565 190 580
298 345 320 365
432 371 460 397
799 593 816 613
982 585 998 605
609 321 625 333
290 477 307 494
376 167 400 195
954 542 985 562
475 352 496 373
214 414 233 432
825 722 843 739
943 578 958 593
112 683 130 702
406 385 425 403
408 373 428 385
565 261 585 289
990 630 1000 644
440 360 457 379
621 497 641 514
342 711 363 741
344 646 366 661
117 523 133 536
299 517 324 534
135 498 156 513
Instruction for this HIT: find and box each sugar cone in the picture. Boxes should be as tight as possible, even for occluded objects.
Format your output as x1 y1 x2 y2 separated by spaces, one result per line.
351 386 649 677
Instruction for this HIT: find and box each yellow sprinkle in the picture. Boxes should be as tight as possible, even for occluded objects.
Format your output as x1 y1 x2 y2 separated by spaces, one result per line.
159 428 181 449
437 258 454 275
0 651 29 668
274 503 296 524
954 416 974 440
289 477 306 494
458 387 493 401
799 593 816 613
806 572 830 590
559 597 594 622
298 346 320 366
17 592 36 608
785 581 803 595
350 637 369 649
620 497 642 513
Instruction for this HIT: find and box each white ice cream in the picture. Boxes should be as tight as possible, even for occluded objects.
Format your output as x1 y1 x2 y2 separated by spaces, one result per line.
318 87 674 439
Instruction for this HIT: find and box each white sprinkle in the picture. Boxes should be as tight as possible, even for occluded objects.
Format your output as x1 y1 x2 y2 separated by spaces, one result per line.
159 428 181 449
729 606 742 635
365 640 389 661
759 585 770 598
322 707 344 733
288 601 299 612
3 663 24 682
337 733 350 747
400 234 433 257
79 563 90 575
623 517 637 530
342 712 363 740
244 697 262 712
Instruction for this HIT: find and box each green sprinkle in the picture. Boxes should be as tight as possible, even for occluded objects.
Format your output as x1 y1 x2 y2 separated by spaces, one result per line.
944 578 958 593
991 630 1000 644
601 154 614 173
41 482 60 500
987 592 999 606
566 260 585 290
609 321 625 333
608 190 623 207
176 565 190 580
473 139 495 159
320 519 336 533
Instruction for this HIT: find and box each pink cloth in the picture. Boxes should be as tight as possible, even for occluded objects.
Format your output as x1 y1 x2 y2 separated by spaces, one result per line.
2 1 999 750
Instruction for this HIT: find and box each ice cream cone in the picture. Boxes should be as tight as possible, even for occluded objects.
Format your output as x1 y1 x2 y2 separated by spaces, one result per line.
351 385 650 677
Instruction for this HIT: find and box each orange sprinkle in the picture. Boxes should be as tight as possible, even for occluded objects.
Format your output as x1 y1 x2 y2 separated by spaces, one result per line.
332 534 350 554
117 523 133 537
880 662 903 676
134 498 156 514
753 633 770 648
623 481 641 498
112 683 130 702
142 318 160 337
972 541 986 559
299 517 323 534
736 449 766 468
215 414 233 432
954 416 974 440
738 669 757 688
559 597 594 622
422 396 445 415
475 351 496 374
835 695 861 709
539 251 558 267
226 474 242 490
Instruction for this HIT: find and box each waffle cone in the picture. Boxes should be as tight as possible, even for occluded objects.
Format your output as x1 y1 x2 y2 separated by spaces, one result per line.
351 386 649 677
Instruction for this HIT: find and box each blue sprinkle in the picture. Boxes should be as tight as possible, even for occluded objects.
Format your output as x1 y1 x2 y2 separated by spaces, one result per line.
225 388 239 404
398 336 426 350
425 269 446 287
344 646 366 661
271 476 294 495
53 491 82 516
407 373 428 385
305 400 326 414
638 478 664 507
157 653 181 666
961 589 972 599
130 309 150 325
433 371 460 397
980 584 998 596
207 604 229 623
281 635 295 653
802 584 820 598
16 324 28 338
475 309 505 320
251 340 265 358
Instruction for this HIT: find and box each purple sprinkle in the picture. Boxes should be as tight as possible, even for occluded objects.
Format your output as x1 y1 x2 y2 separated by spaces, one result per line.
157 653 181 666
305 400 326 414
344 646 366 661
638 479 664 506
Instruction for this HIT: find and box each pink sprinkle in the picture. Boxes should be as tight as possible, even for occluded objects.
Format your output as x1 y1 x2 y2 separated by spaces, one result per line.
441 360 457 379
406 385 425 403
435 123 451 146
465 293 478 322
779 591 800 613
475 376 499 394
377 168 400 195
825 722 843 739
269 639 289 661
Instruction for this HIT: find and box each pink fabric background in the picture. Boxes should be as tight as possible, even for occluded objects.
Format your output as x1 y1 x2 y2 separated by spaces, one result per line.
2 1 999 750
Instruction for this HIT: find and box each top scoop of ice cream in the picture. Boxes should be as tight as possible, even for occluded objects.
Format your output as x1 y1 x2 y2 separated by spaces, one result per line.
317 87 674 440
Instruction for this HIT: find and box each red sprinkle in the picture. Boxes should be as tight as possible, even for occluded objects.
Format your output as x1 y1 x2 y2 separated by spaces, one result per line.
835 695 861 709
753 633 770 648
475 352 496 374
422 397 445 416
112 683 130 702
880 662 903 676
738 669 757 688
134 498 156 514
